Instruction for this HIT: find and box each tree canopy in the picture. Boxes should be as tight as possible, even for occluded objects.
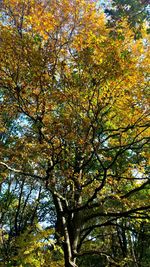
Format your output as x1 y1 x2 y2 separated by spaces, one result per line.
0 0 150 266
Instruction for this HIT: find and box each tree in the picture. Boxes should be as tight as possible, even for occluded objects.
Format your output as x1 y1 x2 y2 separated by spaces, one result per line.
104 0 150 38
0 0 150 266
0 173 63 266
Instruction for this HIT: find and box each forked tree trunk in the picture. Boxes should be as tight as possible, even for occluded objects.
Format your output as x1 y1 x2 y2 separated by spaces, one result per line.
63 242 78 267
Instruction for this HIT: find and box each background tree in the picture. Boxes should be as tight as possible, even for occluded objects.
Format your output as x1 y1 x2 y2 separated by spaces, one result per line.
0 173 63 266
0 0 150 266
104 0 150 38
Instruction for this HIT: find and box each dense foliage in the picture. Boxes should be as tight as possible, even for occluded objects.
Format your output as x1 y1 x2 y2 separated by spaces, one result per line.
104 0 150 40
0 0 150 266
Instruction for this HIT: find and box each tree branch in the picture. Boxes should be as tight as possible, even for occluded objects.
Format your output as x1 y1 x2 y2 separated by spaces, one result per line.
121 180 150 199
0 162 43 180
84 205 150 222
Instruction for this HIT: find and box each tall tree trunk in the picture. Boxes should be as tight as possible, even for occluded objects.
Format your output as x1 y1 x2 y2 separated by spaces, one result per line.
54 195 78 267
